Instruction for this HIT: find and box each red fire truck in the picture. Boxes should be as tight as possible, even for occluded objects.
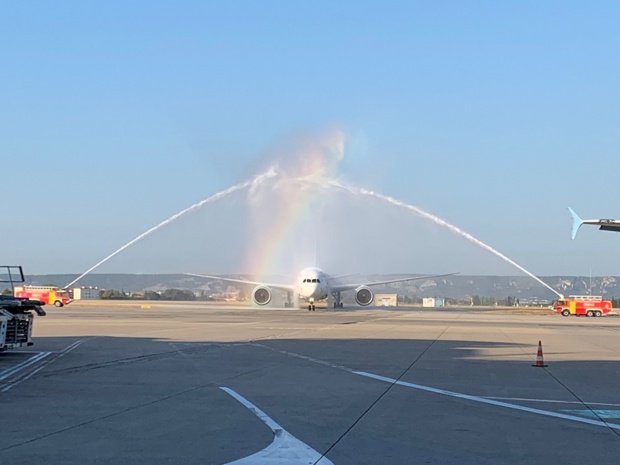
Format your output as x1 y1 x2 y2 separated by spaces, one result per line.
552 295 613 317
13 285 71 307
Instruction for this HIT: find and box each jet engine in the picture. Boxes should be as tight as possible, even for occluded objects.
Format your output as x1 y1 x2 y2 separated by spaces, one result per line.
355 286 374 306
252 286 272 306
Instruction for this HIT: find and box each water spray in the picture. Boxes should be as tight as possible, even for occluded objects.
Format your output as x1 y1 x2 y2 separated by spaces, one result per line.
64 173 275 289
325 179 563 299
66 129 561 302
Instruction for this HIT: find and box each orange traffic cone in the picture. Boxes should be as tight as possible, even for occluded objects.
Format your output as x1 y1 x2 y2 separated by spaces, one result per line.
532 340 548 367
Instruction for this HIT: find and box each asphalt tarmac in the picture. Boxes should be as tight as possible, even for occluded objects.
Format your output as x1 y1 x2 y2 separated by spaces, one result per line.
1 302 619 464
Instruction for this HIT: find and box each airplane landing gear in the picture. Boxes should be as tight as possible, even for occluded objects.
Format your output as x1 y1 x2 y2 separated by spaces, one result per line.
332 291 344 309
308 304 316 311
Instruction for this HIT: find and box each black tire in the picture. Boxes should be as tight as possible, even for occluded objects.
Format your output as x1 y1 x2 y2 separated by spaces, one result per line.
54 300 63 307
595 311 602 317
586 310 594 317
308 305 312 311
561 309 570 317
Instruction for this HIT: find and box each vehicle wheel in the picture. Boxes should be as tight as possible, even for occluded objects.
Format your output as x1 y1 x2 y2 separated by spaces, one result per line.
595 311 602 317
561 309 570 317
54 301 63 307
586 310 593 317
308 305 312 311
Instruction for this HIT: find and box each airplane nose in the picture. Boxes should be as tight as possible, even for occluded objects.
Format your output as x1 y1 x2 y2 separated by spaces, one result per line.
302 283 318 297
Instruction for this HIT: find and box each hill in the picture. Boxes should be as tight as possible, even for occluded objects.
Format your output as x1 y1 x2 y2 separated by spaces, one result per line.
13 274 620 301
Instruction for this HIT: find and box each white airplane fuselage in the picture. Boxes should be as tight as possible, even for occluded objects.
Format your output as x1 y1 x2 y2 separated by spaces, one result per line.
295 267 329 303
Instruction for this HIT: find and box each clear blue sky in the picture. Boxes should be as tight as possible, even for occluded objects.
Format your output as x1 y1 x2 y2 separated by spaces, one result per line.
2 1 620 277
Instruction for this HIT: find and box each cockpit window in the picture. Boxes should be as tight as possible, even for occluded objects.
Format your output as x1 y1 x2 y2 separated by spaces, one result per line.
312 279 318 283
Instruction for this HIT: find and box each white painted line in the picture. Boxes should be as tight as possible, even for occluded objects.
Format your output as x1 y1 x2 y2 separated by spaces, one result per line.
220 387 283 432
61 339 86 354
0 352 51 381
3 350 43 354
250 343 353 373
484 396 620 407
1 339 87 392
2 363 48 392
355 371 620 431
254 344 620 432
220 387 334 465
562 410 620 419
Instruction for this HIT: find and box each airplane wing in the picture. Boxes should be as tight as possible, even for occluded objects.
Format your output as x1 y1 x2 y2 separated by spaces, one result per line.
329 273 361 280
184 273 296 292
329 272 458 293
569 207 620 240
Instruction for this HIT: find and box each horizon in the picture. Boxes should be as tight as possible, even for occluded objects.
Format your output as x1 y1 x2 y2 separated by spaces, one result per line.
14 272 617 302
21 271 620 279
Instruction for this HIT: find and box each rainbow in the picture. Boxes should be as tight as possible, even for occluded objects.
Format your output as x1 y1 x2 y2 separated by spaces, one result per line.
245 130 345 280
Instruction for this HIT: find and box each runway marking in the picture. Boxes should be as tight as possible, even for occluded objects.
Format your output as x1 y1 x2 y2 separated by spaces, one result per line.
562 410 620 419
2 350 44 354
0 352 51 381
220 387 334 465
250 343 353 372
483 396 620 407
1 339 87 392
355 371 620 430
254 344 620 431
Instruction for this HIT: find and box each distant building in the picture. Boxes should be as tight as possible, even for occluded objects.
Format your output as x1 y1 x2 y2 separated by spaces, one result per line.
72 287 100 300
423 297 445 307
374 294 398 307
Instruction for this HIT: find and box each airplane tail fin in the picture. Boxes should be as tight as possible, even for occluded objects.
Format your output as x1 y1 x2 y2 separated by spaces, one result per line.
568 207 583 240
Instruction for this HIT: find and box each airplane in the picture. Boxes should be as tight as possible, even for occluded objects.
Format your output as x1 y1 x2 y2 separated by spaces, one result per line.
569 207 620 240
185 268 457 311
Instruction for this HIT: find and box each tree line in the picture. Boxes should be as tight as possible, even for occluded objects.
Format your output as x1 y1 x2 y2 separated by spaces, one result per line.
398 295 524 306
99 289 201 301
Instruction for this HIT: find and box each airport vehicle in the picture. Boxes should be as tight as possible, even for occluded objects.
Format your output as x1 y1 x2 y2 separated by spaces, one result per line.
0 266 46 351
187 267 455 311
0 295 46 351
552 295 613 317
569 207 620 239
13 285 71 307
